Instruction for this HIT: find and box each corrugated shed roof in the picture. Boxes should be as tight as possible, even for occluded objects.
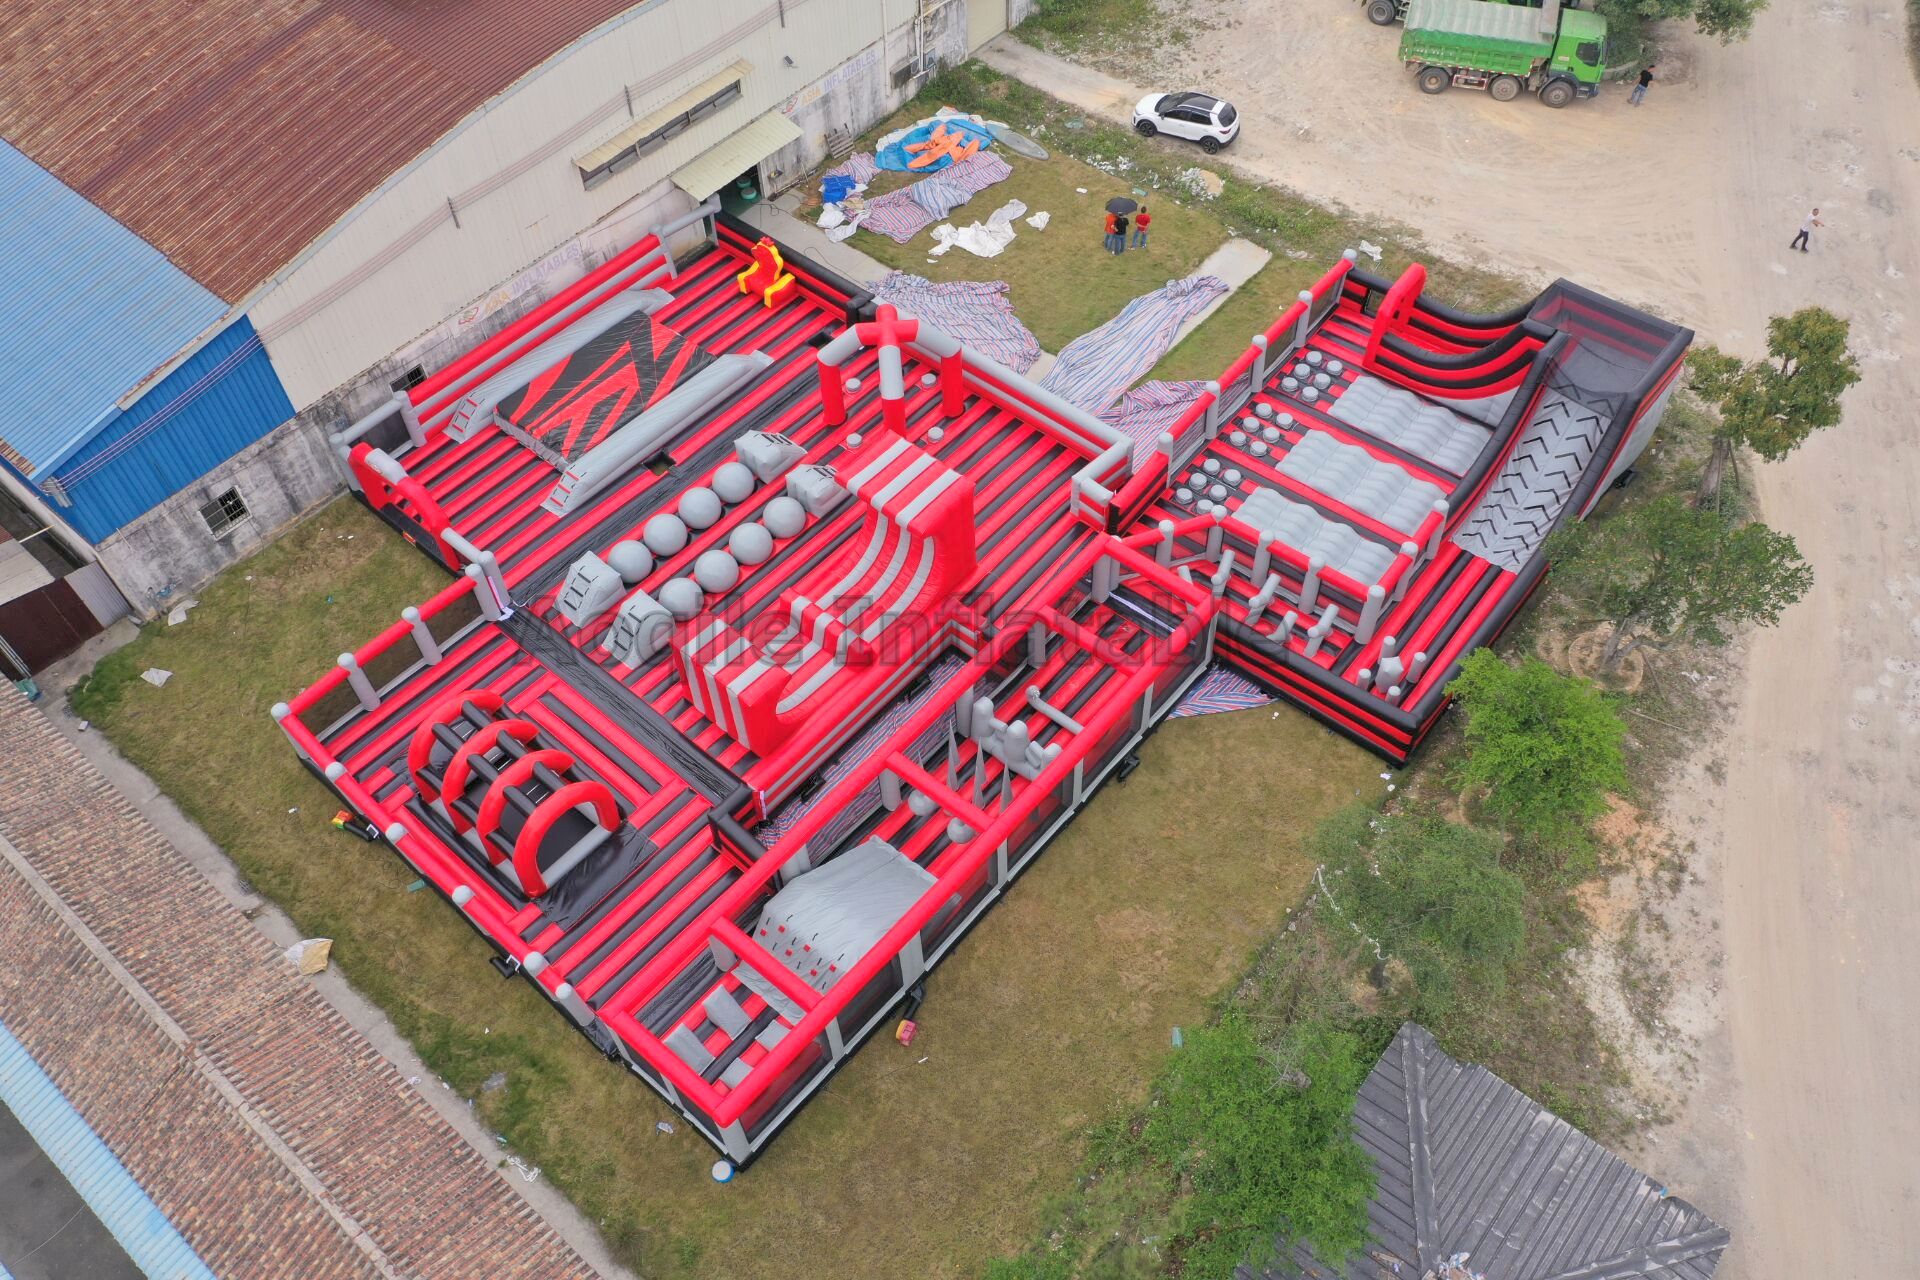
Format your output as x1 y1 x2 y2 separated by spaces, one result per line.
0 1021 220 1280
0 140 226 477
671 109 804 200
0 0 660 303
1251 1024 1729 1280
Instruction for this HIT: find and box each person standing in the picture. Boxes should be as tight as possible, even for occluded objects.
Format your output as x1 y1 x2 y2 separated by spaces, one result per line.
1132 204 1152 249
1103 211 1120 254
1630 64 1654 106
1790 208 1823 252
1113 211 1130 254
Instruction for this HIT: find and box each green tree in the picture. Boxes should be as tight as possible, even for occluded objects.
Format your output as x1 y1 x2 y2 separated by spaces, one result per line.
1688 308 1860 506
1446 651 1627 842
1142 1016 1375 1277
1595 0 1769 42
1545 494 1812 666
1312 807 1526 1020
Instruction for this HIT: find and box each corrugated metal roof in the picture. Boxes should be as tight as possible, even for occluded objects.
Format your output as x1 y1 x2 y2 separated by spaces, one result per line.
1252 1024 1729 1280
43 317 296 542
0 141 226 478
672 110 804 200
0 1019 219 1280
0 0 674 303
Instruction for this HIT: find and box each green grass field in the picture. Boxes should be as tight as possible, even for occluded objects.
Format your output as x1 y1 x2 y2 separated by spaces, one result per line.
75 498 1378 1279
814 110 1232 354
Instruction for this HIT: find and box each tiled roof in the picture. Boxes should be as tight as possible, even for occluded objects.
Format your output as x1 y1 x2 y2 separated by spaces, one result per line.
0 684 599 1280
0 0 651 301
1251 1024 1729 1280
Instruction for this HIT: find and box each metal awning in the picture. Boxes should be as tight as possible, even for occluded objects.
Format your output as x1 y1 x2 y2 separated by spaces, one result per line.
576 60 752 174
671 111 803 201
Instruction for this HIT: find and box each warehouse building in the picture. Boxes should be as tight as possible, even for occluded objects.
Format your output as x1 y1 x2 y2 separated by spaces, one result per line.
0 0 1031 653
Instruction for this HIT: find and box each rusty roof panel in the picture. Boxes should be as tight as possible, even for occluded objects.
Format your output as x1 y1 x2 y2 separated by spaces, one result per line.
0 0 653 302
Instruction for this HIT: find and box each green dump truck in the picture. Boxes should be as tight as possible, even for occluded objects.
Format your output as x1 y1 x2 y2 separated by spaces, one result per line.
1398 0 1607 108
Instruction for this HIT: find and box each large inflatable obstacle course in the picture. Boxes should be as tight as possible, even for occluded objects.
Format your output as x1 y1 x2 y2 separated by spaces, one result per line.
277 206 1687 1163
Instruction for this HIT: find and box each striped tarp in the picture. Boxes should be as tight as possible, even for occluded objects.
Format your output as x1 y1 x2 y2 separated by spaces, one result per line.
1170 665 1275 718
870 272 1043 374
859 153 1014 244
826 152 880 185
1097 378 1210 465
1038 275 1228 414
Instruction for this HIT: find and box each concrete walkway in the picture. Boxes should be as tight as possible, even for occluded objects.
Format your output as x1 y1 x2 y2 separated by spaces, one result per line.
733 196 895 292
1174 237 1271 349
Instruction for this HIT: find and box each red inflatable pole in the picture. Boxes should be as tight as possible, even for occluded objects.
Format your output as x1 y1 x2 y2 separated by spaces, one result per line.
940 351 965 418
817 350 847 425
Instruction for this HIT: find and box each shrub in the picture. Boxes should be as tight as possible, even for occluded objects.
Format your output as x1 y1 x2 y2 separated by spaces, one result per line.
1447 651 1627 844
1312 807 1525 1020
1140 1016 1375 1276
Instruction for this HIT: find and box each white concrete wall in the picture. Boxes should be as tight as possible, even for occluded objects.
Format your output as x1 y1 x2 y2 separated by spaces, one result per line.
251 0 939 409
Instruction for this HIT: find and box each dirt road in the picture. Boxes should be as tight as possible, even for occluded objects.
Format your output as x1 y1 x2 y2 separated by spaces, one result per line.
987 6 1920 1275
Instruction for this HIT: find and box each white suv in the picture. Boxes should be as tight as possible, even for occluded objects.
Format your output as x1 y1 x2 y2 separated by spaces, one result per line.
1131 92 1239 154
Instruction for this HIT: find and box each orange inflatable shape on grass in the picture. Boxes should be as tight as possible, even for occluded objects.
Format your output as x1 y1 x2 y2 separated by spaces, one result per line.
736 236 797 309
904 123 981 170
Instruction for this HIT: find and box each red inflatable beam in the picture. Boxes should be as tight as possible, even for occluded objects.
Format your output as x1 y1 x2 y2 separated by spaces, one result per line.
475 748 577 847
440 719 539 834
405 689 504 799
513 779 619 897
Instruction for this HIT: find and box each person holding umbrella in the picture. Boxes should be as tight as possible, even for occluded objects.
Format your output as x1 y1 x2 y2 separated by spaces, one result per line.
1106 196 1137 255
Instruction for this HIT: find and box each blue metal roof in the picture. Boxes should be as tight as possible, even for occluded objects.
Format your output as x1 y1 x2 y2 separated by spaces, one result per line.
0 140 226 478
0 1019 218 1280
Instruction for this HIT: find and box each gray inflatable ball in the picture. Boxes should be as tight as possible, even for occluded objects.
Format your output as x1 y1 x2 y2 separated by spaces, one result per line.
679 487 723 530
1254 402 1274 420
763 496 807 539
1175 486 1194 504
1223 469 1243 485
642 512 689 555
921 372 939 388
605 539 654 585
658 577 705 620
693 549 740 593
711 462 756 504
1229 430 1248 448
729 522 775 565
906 789 937 818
